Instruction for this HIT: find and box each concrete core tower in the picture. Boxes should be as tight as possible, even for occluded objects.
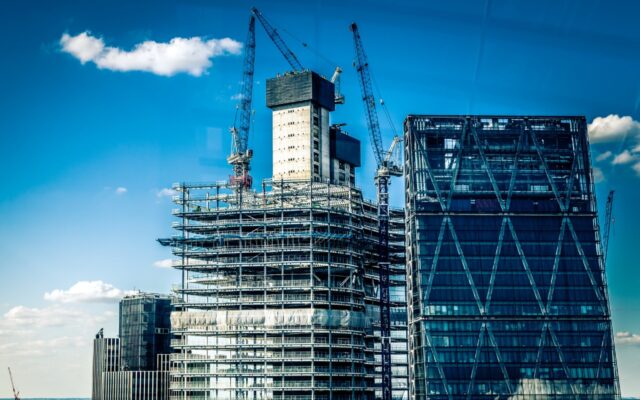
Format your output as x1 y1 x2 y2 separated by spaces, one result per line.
267 70 359 185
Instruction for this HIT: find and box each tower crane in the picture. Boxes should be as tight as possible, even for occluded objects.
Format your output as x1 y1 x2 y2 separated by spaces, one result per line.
251 7 303 72
228 15 256 189
350 22 402 400
251 7 344 105
603 190 615 264
8 367 20 400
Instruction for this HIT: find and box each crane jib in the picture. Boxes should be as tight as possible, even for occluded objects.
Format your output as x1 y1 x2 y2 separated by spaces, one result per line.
252 7 304 72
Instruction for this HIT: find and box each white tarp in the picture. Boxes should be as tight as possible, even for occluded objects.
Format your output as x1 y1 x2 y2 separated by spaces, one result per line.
171 308 368 331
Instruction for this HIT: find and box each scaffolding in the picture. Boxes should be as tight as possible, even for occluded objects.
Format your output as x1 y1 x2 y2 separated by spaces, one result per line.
160 179 408 400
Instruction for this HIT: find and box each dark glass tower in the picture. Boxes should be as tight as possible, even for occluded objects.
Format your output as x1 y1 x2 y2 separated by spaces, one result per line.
119 292 172 371
404 115 619 399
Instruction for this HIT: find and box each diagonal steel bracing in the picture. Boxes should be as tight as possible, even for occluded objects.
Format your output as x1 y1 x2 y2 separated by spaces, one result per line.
406 115 619 399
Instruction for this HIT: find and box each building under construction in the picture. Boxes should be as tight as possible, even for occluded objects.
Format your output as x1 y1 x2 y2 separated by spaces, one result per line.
161 65 408 399
156 9 621 400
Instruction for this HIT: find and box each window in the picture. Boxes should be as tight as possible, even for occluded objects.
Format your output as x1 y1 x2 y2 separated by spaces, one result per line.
444 138 458 150
530 184 548 192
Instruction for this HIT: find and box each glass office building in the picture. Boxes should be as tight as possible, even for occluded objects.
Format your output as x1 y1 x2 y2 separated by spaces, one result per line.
404 115 619 399
119 293 172 371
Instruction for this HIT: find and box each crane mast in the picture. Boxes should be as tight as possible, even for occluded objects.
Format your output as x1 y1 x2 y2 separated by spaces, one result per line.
229 8 307 190
350 22 401 400
228 15 256 189
251 7 303 71
603 190 615 264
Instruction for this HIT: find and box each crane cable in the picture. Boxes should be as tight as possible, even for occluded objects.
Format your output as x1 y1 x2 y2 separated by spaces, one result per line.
370 69 398 138
275 18 400 152
278 25 339 70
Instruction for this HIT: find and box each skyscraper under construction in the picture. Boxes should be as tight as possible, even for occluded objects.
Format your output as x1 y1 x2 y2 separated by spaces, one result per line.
404 115 620 399
161 71 408 400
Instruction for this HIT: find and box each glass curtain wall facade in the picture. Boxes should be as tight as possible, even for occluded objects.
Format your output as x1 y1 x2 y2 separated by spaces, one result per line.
119 293 172 371
404 115 619 399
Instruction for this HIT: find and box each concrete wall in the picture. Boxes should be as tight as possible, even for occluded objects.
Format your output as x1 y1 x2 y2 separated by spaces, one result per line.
272 103 330 182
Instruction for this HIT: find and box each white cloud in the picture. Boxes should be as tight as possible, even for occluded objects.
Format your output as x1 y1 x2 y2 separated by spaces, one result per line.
0 335 88 357
588 116 640 177
507 378 612 399
60 31 242 77
0 305 115 340
44 280 135 303
115 186 127 194
595 151 612 162
0 303 116 395
59 31 104 63
588 114 640 143
3 305 83 328
615 331 640 346
612 150 635 165
230 93 244 101
592 167 604 183
0 304 115 362
156 188 177 198
153 258 174 268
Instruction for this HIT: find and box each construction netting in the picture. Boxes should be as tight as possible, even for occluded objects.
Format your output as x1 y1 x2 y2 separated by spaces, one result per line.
171 308 368 331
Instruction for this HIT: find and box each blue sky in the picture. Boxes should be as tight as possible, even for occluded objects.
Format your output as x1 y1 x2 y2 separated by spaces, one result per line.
1 0 640 397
